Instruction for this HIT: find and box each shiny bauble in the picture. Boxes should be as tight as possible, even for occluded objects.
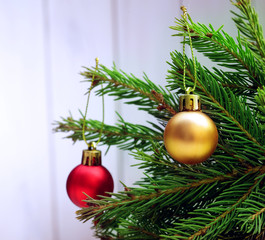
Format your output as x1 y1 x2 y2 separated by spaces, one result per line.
164 94 218 165
164 111 218 164
66 164 114 208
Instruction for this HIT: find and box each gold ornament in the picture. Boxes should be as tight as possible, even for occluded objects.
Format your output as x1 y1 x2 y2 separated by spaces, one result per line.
164 94 218 165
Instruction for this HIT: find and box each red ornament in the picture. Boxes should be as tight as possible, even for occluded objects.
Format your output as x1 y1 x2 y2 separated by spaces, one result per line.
66 143 114 208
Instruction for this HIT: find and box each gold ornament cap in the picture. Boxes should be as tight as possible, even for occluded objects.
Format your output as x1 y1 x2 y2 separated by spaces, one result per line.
81 142 101 166
179 94 201 111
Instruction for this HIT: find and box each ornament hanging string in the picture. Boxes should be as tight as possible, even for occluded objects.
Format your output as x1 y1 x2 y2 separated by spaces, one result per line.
181 6 197 94
82 58 105 148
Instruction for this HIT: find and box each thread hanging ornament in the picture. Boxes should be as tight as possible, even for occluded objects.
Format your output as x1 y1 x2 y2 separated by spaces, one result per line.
66 58 114 208
163 6 218 165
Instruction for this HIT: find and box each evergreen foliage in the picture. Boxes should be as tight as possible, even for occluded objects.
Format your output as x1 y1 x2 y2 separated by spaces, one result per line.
54 0 265 239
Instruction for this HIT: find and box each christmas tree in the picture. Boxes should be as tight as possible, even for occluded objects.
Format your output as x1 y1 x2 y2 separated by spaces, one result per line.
55 0 265 239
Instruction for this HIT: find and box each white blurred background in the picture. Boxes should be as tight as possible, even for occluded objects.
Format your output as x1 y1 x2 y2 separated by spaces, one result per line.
0 0 264 239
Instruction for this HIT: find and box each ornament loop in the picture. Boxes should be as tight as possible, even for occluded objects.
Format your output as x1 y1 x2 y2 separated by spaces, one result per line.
185 87 193 95
88 141 97 150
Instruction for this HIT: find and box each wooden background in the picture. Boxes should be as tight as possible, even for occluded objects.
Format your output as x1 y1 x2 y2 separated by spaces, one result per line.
0 0 264 239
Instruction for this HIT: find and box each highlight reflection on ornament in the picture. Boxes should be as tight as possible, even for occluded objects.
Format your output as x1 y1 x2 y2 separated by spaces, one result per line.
164 94 218 165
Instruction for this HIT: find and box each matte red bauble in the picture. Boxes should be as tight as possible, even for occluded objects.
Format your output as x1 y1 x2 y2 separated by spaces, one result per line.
66 143 114 208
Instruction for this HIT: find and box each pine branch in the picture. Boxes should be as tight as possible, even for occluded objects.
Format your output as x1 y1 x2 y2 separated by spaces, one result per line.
54 114 163 151
255 87 265 130
254 227 265 240
188 179 259 239
77 165 265 227
118 220 162 240
133 145 244 179
171 16 265 88
213 69 258 102
81 64 177 120
76 171 237 221
162 169 265 239
237 176 265 236
231 0 265 60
